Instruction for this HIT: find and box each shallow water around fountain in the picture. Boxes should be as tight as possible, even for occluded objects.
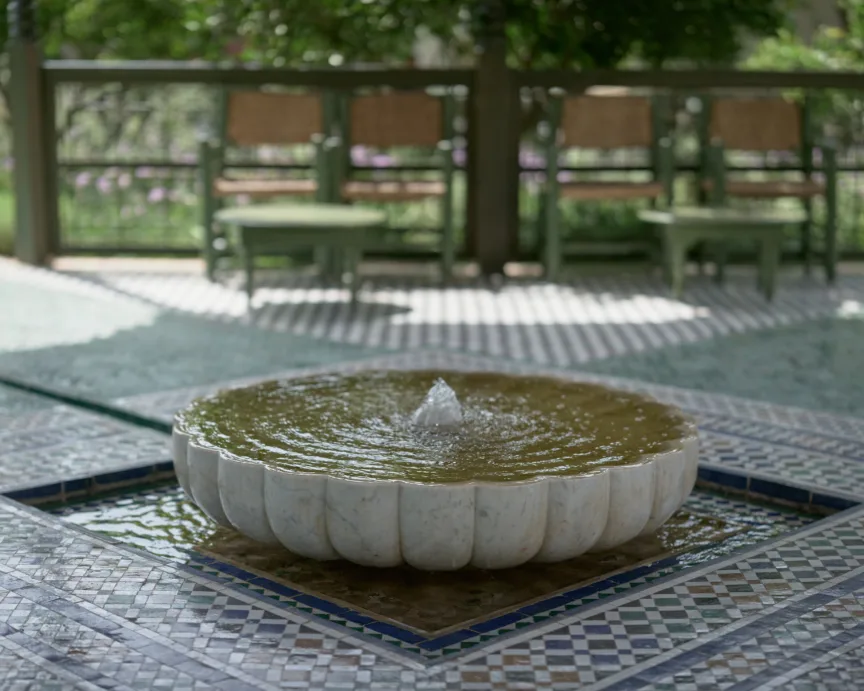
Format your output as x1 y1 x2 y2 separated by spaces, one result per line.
177 370 692 483
50 483 814 633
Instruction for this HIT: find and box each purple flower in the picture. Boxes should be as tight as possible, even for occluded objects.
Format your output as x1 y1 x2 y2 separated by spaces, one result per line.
135 166 154 179
74 172 91 189
351 146 371 166
520 149 545 170
371 154 394 168
147 187 166 203
452 148 467 167
117 172 132 189
96 177 112 194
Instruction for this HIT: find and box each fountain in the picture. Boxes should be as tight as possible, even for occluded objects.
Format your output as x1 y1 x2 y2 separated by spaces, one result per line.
172 370 698 571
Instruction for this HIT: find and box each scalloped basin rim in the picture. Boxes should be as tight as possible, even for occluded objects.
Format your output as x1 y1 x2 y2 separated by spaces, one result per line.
174 419 699 487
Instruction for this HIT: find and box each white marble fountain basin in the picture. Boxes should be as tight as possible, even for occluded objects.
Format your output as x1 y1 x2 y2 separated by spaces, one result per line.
171 379 699 571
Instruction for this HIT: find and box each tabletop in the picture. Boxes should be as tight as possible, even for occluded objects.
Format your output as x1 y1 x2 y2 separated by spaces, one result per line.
215 203 387 229
639 206 808 226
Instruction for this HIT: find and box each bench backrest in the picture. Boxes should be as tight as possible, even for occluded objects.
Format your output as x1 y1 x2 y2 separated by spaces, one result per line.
709 97 802 152
348 92 443 148
224 91 323 146
560 96 654 149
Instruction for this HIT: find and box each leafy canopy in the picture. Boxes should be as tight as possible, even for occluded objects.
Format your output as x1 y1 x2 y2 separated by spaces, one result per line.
4 0 791 68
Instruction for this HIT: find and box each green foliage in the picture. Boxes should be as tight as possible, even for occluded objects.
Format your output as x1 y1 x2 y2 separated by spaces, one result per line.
0 0 190 59
504 0 791 69
745 0 864 144
3 0 790 68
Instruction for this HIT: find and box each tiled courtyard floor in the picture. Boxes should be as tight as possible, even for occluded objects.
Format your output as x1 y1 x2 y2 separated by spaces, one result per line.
2 256 864 689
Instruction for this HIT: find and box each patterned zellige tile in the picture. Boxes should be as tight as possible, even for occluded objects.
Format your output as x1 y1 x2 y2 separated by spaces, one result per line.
0 589 209 690
437 509 864 681
0 498 415 687
645 597 864 691
785 636 864 691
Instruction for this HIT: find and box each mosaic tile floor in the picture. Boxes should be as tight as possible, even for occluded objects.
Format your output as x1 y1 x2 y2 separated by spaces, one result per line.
46 483 816 657
3 259 864 688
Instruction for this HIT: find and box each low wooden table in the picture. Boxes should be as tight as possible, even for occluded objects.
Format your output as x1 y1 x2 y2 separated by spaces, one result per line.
214 203 387 305
639 207 807 300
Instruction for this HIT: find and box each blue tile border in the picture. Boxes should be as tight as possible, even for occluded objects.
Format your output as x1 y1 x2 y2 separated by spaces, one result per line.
697 463 863 512
2 461 175 504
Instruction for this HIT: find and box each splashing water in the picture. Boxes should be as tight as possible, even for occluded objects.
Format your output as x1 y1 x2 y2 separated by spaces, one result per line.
412 379 463 430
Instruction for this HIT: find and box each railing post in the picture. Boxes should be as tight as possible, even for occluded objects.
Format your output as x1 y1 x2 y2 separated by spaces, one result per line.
8 0 58 264
470 0 518 276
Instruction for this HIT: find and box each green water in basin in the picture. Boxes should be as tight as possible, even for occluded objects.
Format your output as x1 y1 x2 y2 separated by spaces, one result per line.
176 370 693 483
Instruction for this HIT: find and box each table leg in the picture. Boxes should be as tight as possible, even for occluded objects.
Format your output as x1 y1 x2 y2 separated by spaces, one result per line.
345 246 362 305
663 230 688 298
758 234 782 301
239 241 254 308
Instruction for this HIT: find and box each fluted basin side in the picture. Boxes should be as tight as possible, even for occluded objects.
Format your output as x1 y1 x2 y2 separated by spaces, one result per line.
173 420 699 571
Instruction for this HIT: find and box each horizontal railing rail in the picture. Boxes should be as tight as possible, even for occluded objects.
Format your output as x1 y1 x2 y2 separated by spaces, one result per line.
518 68 864 91
43 61 475 88
43 61 864 91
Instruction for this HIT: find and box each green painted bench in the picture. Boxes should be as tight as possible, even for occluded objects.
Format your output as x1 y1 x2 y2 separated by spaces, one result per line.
214 203 387 306
639 207 807 300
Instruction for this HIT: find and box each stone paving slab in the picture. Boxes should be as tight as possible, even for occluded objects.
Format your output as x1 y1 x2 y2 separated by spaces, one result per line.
581 314 864 418
0 265 380 403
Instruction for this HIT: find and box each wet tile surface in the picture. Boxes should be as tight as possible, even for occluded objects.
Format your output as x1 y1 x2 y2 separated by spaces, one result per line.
3 263 864 687
51 485 812 645
0 397 170 495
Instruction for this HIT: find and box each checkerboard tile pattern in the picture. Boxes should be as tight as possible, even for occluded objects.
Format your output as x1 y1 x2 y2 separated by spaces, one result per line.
646 602 864 690
787 637 864 691
0 499 401 688
444 512 864 682
0 427 854 687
